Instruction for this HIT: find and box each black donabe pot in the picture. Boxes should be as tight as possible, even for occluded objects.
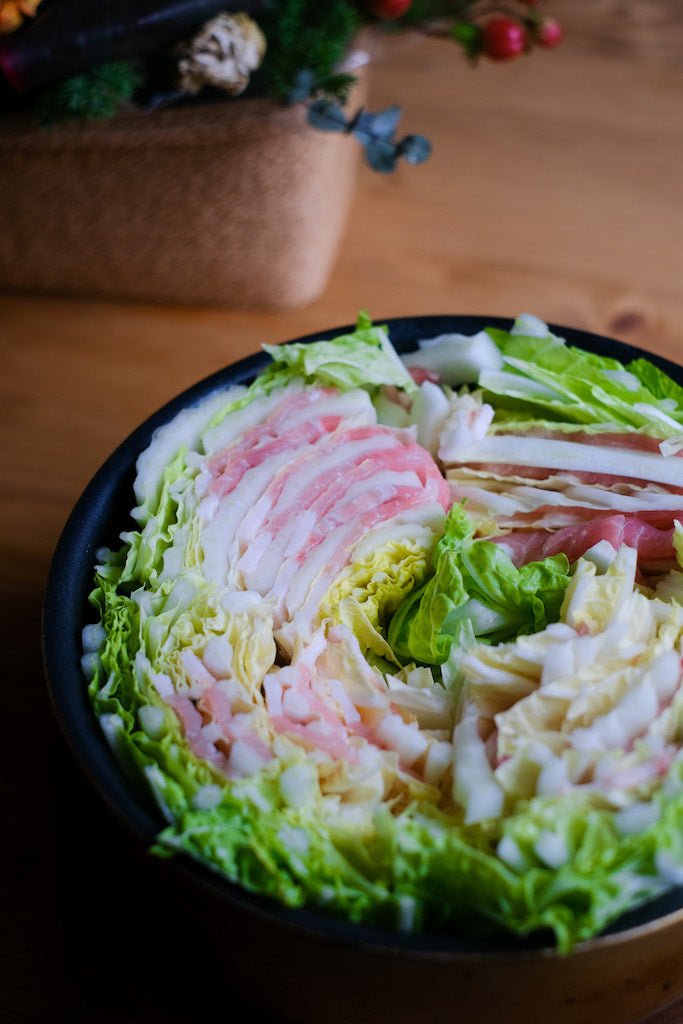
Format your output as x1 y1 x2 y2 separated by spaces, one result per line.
43 316 683 1024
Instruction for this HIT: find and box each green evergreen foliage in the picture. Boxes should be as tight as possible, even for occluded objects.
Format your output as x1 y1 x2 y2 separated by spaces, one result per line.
255 0 361 104
33 61 143 125
402 0 474 20
26 1 362 124
0 0 560 128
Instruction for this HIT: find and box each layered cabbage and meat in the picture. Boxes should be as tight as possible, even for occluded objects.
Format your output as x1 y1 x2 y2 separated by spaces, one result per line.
83 314 683 951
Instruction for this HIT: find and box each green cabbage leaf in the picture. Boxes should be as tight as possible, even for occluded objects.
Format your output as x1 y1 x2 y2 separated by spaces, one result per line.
388 503 571 666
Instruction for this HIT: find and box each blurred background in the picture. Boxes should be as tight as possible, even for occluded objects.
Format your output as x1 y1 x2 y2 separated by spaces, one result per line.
1 0 683 1020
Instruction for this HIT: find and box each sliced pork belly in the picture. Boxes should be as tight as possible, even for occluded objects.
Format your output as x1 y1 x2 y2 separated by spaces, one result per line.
275 473 448 636
198 383 451 639
236 425 416 560
491 513 678 575
207 386 375 494
248 436 450 635
441 414 683 575
199 386 378 588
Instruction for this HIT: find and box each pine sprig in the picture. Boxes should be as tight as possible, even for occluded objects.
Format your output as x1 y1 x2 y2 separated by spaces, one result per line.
33 60 143 125
254 0 361 105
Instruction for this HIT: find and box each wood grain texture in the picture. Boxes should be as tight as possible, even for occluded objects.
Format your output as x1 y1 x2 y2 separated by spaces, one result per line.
1 12 682 1022
550 0 683 65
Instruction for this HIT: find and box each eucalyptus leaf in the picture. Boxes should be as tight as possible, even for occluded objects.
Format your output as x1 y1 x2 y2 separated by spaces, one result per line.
364 137 399 174
306 99 432 174
287 68 318 104
364 104 403 138
307 99 349 132
397 134 432 165
349 109 376 145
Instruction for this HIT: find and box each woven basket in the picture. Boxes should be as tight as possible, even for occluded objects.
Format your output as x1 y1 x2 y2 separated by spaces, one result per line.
0 74 366 310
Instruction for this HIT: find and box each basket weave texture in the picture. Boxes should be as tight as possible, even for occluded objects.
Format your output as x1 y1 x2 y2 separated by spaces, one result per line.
0 81 365 309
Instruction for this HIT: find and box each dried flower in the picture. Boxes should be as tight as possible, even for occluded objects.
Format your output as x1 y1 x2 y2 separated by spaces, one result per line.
176 12 267 97
0 0 43 36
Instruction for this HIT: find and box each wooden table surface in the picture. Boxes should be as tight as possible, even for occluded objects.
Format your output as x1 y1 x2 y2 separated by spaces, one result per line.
2 3 683 1022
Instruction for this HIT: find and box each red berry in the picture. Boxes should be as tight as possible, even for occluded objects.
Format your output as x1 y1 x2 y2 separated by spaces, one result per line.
367 0 411 19
481 17 527 61
536 17 564 48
